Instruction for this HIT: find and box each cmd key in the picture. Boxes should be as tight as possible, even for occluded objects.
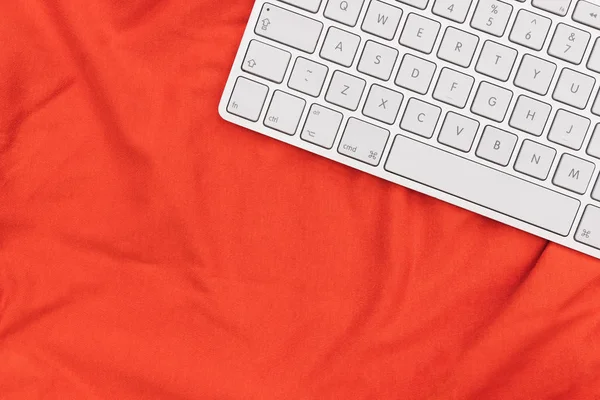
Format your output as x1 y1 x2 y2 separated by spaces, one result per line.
255 3 324 53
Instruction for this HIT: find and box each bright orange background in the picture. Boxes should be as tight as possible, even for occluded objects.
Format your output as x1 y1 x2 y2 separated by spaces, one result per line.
1 1 600 399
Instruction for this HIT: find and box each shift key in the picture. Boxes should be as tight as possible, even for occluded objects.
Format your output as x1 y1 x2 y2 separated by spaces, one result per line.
242 40 291 83
255 3 324 53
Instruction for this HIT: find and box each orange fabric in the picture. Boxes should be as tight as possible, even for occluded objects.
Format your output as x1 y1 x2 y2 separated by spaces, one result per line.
1 1 600 399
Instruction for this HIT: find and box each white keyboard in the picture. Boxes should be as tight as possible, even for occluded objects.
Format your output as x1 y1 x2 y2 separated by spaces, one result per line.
219 0 600 260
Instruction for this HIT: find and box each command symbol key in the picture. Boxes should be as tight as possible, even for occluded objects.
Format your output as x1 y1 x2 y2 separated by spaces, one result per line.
575 205 600 250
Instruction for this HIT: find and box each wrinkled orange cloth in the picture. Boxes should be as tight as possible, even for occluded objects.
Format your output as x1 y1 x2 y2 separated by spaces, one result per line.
1 1 599 399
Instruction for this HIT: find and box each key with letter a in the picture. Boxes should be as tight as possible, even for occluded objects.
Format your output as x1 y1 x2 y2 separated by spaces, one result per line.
361 0 403 40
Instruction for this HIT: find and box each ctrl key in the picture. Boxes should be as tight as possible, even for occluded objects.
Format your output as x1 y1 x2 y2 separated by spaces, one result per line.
226 77 269 122
575 205 600 250
338 118 389 166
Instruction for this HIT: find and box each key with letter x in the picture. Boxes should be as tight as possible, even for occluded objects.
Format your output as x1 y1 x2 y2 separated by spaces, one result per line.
363 84 404 125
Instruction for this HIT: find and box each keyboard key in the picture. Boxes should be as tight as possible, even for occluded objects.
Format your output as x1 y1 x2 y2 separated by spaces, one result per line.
400 98 441 138
552 68 596 109
357 40 399 80
587 38 600 73
301 104 343 149
532 0 571 16
547 109 591 150
432 0 473 23
242 40 291 83
279 0 322 12
437 112 480 152
397 0 428 9
437 27 479 68
514 140 556 180
361 0 403 40
548 23 591 65
475 40 517 82
471 81 513 122
509 10 552 51
433 68 475 108
338 118 389 166
227 77 269 122
471 0 513 37
324 0 365 26
264 91 306 135
362 84 404 124
399 13 441 54
476 126 517 166
509 95 551 137
288 57 328 97
320 27 361 67
325 71 366 111
588 124 600 159
395 54 437 94
572 1 600 30
553 154 596 194
575 206 600 250
514 54 557 96
255 4 324 53
385 134 580 236
594 92 600 116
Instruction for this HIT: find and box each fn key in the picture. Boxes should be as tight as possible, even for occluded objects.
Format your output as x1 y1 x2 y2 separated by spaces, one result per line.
227 77 269 122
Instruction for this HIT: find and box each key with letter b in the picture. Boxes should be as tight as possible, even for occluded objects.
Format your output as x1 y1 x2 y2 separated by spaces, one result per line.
476 126 517 166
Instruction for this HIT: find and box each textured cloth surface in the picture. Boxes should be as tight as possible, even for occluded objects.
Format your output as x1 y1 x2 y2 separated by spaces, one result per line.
1 1 600 399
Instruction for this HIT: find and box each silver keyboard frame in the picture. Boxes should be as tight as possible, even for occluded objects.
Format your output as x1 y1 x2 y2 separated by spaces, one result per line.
219 0 600 260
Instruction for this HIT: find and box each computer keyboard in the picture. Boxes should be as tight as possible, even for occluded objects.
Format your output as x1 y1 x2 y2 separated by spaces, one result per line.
218 0 600 260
